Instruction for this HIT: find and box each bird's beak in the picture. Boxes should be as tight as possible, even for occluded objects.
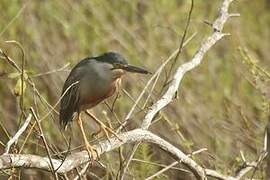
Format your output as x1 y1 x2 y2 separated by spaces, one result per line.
122 64 151 74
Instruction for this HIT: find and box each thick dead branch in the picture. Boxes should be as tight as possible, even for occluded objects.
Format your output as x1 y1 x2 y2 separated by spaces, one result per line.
1 127 262 179
119 0 237 178
141 0 236 130
0 129 203 175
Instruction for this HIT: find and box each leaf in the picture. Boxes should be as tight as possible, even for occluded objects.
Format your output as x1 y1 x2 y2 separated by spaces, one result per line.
13 78 26 96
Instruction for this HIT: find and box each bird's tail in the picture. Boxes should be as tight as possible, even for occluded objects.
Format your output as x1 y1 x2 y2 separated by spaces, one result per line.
59 108 77 130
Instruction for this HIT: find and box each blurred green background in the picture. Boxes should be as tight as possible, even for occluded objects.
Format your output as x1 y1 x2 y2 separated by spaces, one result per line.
0 0 269 179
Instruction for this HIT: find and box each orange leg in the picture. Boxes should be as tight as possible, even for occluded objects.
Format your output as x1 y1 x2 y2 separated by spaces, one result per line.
77 113 98 161
85 110 122 142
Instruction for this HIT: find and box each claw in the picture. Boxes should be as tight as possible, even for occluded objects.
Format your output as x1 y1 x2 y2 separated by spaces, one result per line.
85 143 98 162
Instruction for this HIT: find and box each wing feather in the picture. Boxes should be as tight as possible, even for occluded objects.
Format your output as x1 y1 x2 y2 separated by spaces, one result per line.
59 67 83 129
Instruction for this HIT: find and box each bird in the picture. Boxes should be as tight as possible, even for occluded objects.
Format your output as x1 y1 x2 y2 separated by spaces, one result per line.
59 51 150 160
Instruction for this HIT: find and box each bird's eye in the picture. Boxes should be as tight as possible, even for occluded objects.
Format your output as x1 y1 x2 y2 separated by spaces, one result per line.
113 63 122 69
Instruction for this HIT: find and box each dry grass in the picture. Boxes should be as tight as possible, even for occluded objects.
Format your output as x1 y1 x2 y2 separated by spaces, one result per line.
0 0 269 179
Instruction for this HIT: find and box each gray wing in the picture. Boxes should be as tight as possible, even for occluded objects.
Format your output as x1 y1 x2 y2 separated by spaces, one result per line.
59 64 85 129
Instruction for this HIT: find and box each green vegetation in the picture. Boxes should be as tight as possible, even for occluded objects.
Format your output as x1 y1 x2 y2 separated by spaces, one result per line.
0 0 269 179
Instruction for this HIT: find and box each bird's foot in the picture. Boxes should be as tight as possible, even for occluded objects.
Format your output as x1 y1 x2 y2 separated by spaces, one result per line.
85 142 98 163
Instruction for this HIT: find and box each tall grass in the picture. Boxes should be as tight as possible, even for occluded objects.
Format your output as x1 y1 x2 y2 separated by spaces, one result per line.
0 0 269 179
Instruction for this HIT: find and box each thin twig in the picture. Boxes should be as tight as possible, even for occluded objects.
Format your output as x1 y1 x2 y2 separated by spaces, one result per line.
235 151 268 179
0 49 59 115
18 121 37 153
132 158 191 173
145 148 207 180
166 0 194 82
39 81 79 121
30 107 59 180
119 142 140 180
4 114 32 154
73 162 90 180
30 63 70 78
55 138 72 172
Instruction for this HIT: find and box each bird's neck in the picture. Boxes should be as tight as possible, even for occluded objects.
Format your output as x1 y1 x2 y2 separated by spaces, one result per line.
112 69 125 80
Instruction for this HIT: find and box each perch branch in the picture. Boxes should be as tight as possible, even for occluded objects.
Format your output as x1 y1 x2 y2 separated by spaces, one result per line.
0 129 204 176
0 130 263 179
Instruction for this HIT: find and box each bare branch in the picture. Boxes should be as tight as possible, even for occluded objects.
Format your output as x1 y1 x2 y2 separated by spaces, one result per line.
4 114 32 154
235 151 268 179
120 0 236 179
118 32 197 180
117 32 197 133
2 127 262 180
141 0 235 129
0 129 204 177
205 151 268 180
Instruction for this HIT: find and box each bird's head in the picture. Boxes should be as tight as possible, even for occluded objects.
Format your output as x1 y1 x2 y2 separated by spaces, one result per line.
97 52 151 74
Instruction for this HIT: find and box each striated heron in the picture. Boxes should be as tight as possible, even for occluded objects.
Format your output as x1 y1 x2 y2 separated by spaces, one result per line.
59 52 150 160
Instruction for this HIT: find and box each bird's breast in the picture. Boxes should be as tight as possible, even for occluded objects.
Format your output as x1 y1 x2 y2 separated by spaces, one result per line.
79 77 122 110
106 77 122 97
